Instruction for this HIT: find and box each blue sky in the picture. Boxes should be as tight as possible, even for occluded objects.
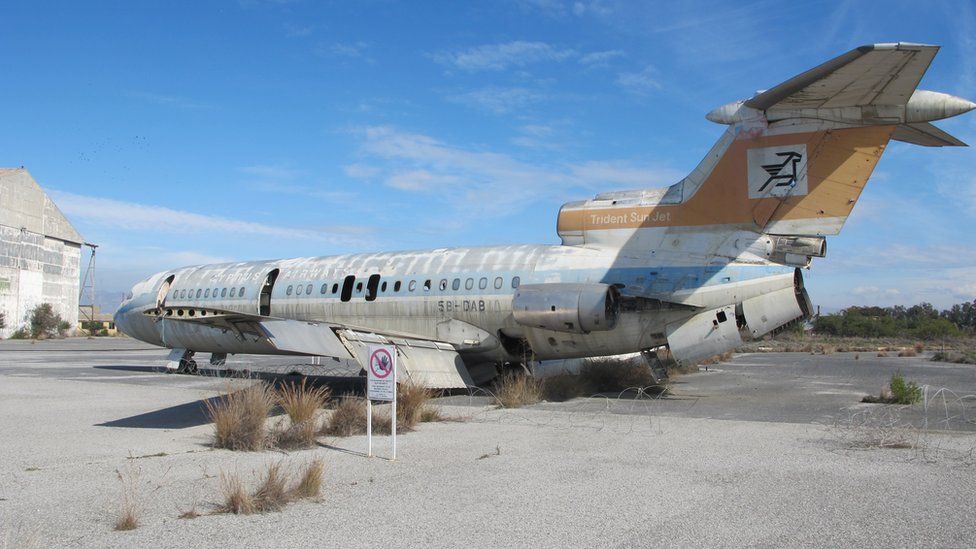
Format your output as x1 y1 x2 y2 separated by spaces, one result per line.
2 0 975 312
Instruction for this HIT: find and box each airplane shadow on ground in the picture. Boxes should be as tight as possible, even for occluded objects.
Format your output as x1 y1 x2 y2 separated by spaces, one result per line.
93 365 365 429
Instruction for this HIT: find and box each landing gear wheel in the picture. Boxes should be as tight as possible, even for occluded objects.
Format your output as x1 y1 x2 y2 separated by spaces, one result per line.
177 359 198 375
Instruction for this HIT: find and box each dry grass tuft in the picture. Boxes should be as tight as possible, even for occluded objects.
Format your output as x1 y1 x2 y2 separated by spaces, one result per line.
113 466 141 531
914 341 925 353
205 383 276 451
698 351 734 365
494 372 543 408
292 458 324 500
278 379 330 425
177 507 200 520
218 470 256 515
897 348 917 357
253 462 290 512
320 396 393 436
397 381 436 430
877 351 889 358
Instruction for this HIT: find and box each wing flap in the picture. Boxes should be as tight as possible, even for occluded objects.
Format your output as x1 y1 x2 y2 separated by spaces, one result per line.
337 329 474 389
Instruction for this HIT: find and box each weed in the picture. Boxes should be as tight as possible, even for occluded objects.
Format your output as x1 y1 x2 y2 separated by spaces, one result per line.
205 383 276 451
419 405 444 422
876 351 888 358
914 341 925 353
579 357 654 393
494 373 542 408
889 372 922 404
113 466 141 531
897 348 917 357
178 506 200 520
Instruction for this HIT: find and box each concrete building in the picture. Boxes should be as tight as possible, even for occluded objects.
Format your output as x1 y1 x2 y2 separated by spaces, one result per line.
0 168 84 338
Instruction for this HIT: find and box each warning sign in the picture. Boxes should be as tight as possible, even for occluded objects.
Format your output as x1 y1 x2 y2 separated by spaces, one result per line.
367 345 396 401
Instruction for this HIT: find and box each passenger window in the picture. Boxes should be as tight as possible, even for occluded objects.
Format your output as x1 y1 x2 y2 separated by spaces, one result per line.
512 276 520 288
213 287 218 297
340 275 355 302
479 277 487 290
306 284 313 295
172 289 178 298
423 280 431 291
395 281 402 292
494 277 503 289
366 274 381 302
240 287 246 298
356 282 363 293
381 281 388 292
320 283 328 294
452 279 460 290
286 285 293 296
465 278 473 290
230 287 237 297
296 285 303 296
180 289 186 298
221 288 227 297
196 289 202 298
332 283 339 294
439 279 448 291
205 289 210 298
408 280 416 292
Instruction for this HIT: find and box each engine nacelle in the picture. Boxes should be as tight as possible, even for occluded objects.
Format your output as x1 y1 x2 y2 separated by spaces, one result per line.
512 283 620 334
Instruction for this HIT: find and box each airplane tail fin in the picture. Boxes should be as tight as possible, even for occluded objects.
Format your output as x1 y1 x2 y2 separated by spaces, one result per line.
557 43 975 245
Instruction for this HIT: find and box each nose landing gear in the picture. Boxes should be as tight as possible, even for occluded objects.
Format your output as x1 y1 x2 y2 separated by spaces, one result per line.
165 349 199 375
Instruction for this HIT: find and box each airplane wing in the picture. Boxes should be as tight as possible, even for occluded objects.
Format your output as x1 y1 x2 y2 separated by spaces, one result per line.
145 308 474 388
745 43 938 111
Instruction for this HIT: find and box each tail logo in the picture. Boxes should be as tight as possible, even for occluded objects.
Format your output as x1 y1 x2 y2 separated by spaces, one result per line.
747 145 808 199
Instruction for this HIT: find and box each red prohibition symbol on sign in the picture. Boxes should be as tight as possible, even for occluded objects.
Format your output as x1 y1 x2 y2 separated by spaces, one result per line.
369 348 394 379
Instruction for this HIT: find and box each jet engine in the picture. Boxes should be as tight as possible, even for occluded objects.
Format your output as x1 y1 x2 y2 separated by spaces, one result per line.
512 283 620 334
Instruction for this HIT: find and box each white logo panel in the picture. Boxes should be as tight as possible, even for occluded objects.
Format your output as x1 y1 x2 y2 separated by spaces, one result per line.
747 144 807 199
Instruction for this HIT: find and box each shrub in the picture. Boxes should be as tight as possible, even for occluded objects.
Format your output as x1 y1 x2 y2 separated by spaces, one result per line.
494 373 542 408
542 374 584 402
0 311 5 330
205 383 276 451
889 372 922 405
897 349 917 357
29 303 64 339
9 327 29 339
579 357 654 393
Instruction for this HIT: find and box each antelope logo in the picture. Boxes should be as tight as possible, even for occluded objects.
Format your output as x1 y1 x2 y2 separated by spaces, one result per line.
747 145 808 199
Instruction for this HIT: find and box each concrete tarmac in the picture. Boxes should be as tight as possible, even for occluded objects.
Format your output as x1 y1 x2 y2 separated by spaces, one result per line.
1 338 974 547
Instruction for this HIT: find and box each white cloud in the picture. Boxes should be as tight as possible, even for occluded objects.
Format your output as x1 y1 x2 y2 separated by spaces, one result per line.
317 41 370 59
434 41 577 71
343 164 381 179
353 125 679 218
127 91 212 110
238 164 303 179
448 87 545 114
48 190 362 243
579 49 624 65
616 66 662 95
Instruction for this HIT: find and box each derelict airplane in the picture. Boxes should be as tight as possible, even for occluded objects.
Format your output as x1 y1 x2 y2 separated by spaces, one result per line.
115 43 976 388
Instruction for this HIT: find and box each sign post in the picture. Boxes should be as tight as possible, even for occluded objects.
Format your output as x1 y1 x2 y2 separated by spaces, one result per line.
366 344 397 460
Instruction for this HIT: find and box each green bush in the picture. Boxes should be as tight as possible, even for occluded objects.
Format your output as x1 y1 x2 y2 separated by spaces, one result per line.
889 372 921 405
0 311 5 330
9 327 30 339
29 304 65 339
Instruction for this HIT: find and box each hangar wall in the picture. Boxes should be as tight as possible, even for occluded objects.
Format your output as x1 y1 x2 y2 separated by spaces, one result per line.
0 168 84 338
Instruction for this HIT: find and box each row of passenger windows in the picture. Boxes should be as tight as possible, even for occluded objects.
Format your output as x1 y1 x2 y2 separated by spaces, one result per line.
284 275 521 302
172 287 246 300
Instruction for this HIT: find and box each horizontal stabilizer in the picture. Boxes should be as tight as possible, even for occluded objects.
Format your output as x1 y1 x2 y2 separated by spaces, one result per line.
745 43 938 111
891 122 967 147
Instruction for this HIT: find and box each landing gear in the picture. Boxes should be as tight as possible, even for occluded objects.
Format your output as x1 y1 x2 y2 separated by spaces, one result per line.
177 358 198 374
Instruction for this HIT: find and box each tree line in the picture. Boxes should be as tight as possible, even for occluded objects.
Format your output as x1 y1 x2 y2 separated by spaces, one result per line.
813 300 976 339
